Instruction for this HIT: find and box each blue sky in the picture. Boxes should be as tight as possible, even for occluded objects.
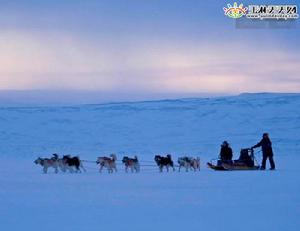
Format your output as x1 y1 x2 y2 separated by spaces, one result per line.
0 0 299 100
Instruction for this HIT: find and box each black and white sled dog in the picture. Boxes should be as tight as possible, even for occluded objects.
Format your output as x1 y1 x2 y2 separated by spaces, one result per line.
61 155 86 173
96 154 117 173
122 156 140 173
154 154 175 172
178 156 200 172
34 154 61 174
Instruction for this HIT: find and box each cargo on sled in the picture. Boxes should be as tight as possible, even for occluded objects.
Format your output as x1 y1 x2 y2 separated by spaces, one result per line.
207 148 260 171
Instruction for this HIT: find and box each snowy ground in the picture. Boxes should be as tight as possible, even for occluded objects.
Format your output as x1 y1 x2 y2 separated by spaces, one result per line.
0 93 300 231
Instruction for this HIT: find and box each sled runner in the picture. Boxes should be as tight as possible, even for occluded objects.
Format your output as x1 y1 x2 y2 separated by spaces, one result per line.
221 163 259 170
207 162 227 171
207 148 260 171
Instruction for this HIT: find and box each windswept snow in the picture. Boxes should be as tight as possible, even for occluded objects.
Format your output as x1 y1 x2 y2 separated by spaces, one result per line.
0 93 300 231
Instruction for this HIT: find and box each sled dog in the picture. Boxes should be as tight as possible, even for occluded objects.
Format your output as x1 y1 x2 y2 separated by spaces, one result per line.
34 157 59 174
122 156 140 173
96 154 117 173
154 154 175 172
62 155 86 173
178 156 200 172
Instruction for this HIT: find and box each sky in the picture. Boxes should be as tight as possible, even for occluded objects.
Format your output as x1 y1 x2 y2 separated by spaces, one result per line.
0 0 299 102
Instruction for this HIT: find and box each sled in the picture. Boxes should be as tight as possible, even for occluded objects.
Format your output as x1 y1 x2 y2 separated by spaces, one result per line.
207 162 259 171
207 148 260 171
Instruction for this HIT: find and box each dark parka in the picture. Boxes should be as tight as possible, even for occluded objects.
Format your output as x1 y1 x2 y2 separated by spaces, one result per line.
220 146 233 161
252 137 273 156
252 135 275 169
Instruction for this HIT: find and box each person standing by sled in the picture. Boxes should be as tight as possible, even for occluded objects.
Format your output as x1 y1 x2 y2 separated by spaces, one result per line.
218 141 233 165
252 133 275 170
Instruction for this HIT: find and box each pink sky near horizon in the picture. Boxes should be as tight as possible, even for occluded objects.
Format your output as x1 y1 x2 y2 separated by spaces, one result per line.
0 30 299 95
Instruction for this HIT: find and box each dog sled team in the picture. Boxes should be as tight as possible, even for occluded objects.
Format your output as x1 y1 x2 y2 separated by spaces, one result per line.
35 133 276 173
34 153 200 174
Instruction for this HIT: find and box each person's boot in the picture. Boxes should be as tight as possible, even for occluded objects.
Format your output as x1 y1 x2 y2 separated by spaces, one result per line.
260 167 265 170
270 167 275 170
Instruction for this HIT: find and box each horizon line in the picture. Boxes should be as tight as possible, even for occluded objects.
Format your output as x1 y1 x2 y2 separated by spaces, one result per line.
0 91 299 107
